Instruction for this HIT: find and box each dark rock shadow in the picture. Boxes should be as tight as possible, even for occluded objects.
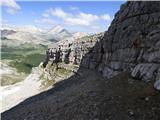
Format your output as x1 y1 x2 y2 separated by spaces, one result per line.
1 37 103 119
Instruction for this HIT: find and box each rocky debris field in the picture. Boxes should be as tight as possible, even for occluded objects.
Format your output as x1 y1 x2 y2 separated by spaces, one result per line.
2 68 160 120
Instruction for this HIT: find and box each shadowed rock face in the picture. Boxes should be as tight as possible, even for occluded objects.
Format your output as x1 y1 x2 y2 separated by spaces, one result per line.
81 1 160 82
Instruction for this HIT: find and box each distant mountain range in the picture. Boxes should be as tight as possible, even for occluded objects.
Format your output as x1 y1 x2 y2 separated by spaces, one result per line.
1 25 88 46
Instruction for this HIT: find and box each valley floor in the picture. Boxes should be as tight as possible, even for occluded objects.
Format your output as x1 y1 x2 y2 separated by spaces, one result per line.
1 68 160 120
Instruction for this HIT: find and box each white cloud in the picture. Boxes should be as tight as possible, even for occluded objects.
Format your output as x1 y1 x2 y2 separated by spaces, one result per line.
41 7 112 33
65 18 90 26
34 18 55 25
101 14 111 21
79 12 99 22
47 8 100 26
65 12 99 26
0 0 20 9
49 8 68 19
0 0 21 14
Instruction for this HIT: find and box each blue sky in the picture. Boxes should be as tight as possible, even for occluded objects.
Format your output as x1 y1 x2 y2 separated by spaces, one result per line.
1 0 125 33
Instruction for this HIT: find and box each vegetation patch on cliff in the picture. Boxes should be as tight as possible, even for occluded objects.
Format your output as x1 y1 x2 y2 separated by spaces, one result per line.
39 62 75 89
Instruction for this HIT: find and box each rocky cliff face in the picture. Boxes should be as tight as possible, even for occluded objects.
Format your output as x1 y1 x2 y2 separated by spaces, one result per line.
81 1 160 84
46 1 160 87
47 32 104 65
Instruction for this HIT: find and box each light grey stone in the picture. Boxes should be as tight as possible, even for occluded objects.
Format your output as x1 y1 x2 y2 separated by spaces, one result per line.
131 64 159 81
154 80 160 91
143 50 160 63
156 68 160 80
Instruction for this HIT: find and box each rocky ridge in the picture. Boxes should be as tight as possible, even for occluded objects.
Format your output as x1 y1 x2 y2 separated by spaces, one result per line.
80 1 160 86
48 32 104 65
46 2 160 89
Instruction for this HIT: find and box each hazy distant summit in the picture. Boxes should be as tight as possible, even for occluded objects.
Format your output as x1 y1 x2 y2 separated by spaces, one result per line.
1 25 88 46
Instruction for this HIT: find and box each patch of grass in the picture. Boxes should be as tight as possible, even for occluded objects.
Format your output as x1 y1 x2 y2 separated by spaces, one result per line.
9 53 46 74
41 79 55 89
1 53 22 60
1 44 47 85
39 69 55 89
39 62 74 89
1 44 46 74
1 74 27 86
10 61 32 74
22 53 46 67
39 72 45 80
57 68 72 76
46 62 73 77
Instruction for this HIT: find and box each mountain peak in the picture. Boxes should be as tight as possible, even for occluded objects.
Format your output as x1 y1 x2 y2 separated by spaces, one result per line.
47 25 72 39
48 25 66 34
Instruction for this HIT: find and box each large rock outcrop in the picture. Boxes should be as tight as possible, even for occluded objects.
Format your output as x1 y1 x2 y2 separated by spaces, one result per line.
81 1 160 83
47 33 104 65
45 1 160 87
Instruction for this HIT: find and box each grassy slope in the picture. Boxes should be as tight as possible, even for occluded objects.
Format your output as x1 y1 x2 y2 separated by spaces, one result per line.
1 44 47 74
39 62 74 89
1 43 47 85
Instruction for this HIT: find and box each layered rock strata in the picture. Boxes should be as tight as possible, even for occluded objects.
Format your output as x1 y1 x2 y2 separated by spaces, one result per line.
81 1 160 83
47 33 104 65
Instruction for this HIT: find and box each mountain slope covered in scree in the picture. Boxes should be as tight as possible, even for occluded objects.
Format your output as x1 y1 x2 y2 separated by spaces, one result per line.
2 1 160 120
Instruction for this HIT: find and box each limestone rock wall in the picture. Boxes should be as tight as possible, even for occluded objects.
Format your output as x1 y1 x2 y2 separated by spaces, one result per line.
82 1 160 82
47 33 104 65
